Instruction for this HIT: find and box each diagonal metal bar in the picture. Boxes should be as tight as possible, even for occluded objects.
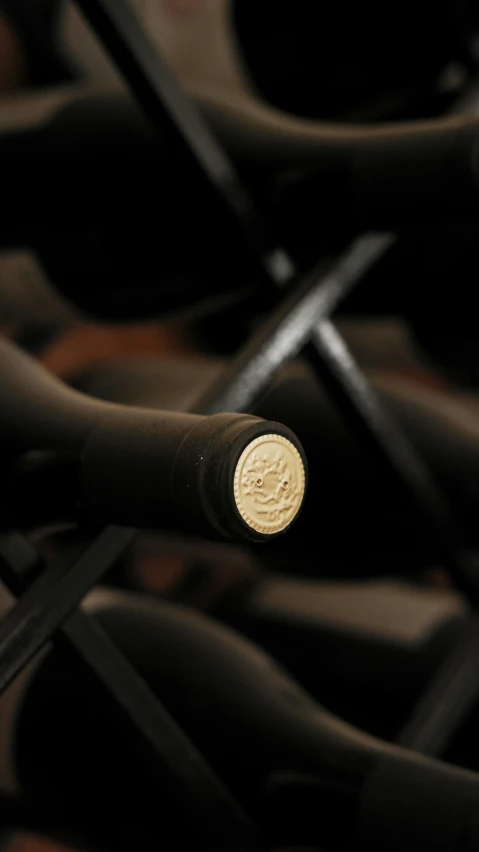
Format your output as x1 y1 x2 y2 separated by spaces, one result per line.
307 320 479 603
59 610 262 851
194 234 392 415
74 0 294 287
0 526 135 697
396 615 479 757
0 534 262 851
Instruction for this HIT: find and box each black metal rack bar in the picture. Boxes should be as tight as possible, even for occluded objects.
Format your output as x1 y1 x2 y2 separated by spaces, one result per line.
0 532 262 852
307 321 478 603
0 526 135 697
194 235 391 415
397 615 479 756
74 0 294 288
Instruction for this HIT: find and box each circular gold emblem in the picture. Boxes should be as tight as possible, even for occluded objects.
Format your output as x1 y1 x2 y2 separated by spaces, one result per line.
233 434 305 535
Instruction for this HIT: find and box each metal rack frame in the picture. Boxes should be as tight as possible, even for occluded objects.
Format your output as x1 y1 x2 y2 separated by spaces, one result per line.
0 0 477 844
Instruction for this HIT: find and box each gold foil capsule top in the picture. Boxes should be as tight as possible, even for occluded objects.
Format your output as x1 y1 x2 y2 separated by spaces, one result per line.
233 434 306 535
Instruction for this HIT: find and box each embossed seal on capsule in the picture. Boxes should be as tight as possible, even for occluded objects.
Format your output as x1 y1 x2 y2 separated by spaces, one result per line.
233 434 306 535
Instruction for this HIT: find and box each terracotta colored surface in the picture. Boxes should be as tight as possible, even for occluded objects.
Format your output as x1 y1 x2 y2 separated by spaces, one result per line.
40 321 196 380
0 12 26 94
7 834 82 852
374 366 448 392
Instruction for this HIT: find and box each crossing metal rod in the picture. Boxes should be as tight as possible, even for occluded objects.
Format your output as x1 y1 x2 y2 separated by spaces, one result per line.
74 0 294 288
397 616 479 756
194 234 392 415
0 531 262 852
307 321 479 605
50 611 263 852
0 526 135 697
